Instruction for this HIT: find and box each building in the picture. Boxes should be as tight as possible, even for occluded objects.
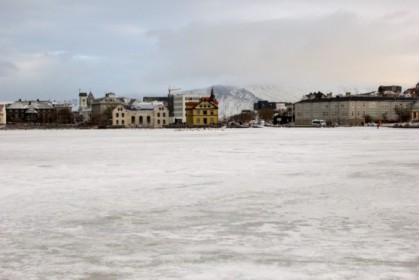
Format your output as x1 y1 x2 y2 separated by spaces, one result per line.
0 102 9 125
378 85 402 96
254 100 277 110
185 90 219 126
89 92 127 125
143 95 174 122
411 100 419 122
78 91 95 122
294 92 416 126
173 93 207 124
91 92 126 116
112 101 169 128
6 99 74 124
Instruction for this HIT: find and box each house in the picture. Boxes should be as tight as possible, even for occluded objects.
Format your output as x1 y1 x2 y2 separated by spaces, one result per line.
294 92 416 125
185 89 219 126
112 101 169 128
6 99 72 124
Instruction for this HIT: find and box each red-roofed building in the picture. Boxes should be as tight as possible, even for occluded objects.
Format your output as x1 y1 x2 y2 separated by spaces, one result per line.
185 89 219 126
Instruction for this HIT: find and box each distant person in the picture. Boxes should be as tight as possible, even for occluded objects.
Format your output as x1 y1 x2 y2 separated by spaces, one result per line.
377 121 381 129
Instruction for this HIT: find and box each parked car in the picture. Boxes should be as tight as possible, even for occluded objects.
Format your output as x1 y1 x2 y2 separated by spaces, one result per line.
312 119 326 127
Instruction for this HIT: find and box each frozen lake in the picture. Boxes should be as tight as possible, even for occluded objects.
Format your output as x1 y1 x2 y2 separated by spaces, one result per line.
1 127 418 279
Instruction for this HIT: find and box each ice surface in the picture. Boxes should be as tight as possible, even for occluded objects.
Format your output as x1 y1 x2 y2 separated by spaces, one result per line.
1 127 418 279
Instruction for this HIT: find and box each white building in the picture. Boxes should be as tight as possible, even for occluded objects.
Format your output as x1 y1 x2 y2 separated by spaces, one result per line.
0 102 11 125
112 101 169 128
173 93 207 124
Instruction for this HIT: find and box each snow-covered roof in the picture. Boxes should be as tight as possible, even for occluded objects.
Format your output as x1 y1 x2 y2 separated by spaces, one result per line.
129 101 164 110
7 101 54 110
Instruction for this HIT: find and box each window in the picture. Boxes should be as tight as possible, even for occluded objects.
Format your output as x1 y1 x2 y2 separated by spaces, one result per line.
147 116 151 124
203 110 207 115
116 120 119 125
139 116 143 124
116 113 119 118
122 113 125 117
122 120 124 125
157 119 160 124
131 116 135 124
157 113 160 117
163 120 166 125
163 113 166 117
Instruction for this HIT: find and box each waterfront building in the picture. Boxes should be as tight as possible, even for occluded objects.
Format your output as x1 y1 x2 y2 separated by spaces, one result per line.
294 92 416 126
6 99 73 124
185 90 219 126
173 93 207 124
112 101 169 128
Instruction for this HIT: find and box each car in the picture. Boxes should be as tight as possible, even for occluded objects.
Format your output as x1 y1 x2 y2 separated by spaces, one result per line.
312 119 326 127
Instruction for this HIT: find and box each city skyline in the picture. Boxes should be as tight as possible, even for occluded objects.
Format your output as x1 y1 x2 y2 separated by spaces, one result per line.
1 0 419 101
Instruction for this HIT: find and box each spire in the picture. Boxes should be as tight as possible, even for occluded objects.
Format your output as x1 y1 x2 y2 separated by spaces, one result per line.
209 88 215 101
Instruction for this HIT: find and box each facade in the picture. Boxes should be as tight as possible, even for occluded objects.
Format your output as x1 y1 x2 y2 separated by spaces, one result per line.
0 102 10 125
91 92 126 116
78 91 95 123
173 93 207 124
411 100 419 122
254 100 277 110
294 93 416 126
90 92 126 125
6 100 72 124
112 101 169 128
185 91 219 126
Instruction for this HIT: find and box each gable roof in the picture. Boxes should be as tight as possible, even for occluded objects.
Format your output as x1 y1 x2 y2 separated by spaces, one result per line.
186 99 218 110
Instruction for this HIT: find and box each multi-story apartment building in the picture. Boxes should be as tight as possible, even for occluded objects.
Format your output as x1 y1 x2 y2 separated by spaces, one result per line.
295 92 416 125
112 101 169 128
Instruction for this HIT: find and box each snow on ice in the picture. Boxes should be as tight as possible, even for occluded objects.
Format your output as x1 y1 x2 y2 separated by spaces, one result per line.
0 127 418 279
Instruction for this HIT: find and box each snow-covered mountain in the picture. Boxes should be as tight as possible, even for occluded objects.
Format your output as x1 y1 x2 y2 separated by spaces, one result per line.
244 85 304 103
181 85 304 119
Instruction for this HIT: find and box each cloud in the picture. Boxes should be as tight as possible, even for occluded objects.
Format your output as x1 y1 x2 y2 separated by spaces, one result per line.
1 0 419 101
145 10 419 91
0 61 18 78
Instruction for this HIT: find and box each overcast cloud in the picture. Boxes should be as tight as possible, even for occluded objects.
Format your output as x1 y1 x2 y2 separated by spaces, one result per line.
0 0 418 101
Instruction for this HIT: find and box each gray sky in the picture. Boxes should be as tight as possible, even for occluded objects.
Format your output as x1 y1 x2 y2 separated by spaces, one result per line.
1 0 418 101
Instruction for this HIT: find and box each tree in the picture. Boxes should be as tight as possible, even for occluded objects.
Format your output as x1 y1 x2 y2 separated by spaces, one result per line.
56 108 73 124
258 108 274 123
394 106 412 122
99 106 114 126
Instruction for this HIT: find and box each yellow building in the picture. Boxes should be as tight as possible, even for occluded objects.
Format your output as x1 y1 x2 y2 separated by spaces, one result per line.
185 90 218 126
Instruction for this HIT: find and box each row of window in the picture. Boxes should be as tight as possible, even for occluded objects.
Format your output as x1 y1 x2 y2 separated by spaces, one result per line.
115 117 167 126
302 102 408 110
299 110 397 118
